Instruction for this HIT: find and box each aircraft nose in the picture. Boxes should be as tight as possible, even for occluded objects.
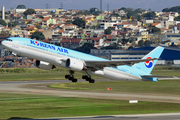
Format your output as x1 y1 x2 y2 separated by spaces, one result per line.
1 40 6 46
1 40 8 48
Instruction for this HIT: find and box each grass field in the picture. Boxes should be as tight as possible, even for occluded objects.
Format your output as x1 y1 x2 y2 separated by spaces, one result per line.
0 66 180 81
1 93 180 119
49 80 180 95
0 68 102 81
1 66 180 119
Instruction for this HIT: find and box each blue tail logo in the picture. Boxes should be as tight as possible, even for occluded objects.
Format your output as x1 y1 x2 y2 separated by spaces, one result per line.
145 57 154 68
132 46 164 74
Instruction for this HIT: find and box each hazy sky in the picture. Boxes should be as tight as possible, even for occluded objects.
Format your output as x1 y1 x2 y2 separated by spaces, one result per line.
1 0 180 11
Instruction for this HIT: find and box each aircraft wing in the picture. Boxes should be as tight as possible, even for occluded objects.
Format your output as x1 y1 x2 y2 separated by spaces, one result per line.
84 58 159 69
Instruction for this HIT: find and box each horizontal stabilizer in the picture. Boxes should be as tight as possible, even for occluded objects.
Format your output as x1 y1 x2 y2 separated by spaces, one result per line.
141 75 178 81
140 75 175 78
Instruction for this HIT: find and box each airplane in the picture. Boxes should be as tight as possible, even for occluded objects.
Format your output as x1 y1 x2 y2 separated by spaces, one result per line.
1 37 164 83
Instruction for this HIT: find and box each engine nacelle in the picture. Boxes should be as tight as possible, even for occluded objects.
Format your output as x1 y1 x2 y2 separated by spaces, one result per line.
35 60 55 70
66 58 84 71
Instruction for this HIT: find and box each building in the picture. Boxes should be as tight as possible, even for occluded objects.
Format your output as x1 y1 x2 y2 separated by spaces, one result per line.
91 46 180 65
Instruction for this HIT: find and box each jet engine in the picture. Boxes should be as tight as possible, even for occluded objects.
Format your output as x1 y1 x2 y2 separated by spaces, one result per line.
66 58 85 71
35 60 55 70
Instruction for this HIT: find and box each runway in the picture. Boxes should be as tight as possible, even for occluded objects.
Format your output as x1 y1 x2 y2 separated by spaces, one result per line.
1 79 180 103
1 79 180 120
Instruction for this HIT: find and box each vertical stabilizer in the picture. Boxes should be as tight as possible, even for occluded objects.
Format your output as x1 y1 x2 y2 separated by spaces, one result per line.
132 46 164 74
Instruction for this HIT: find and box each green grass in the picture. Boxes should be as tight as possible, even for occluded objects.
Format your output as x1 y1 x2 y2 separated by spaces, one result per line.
152 70 180 76
1 93 180 119
49 80 180 95
0 66 179 81
1 67 180 119
0 68 102 81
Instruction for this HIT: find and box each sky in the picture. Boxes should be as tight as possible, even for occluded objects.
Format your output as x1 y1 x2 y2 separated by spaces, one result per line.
1 0 180 12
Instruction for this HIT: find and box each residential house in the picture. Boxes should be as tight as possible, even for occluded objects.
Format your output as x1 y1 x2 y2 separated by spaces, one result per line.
42 38 51 43
0 35 9 44
70 37 82 49
55 18 66 24
100 22 115 29
41 17 56 28
118 23 133 29
85 37 103 48
10 29 26 37
25 14 42 23
103 40 111 47
137 30 149 41
118 10 126 16
43 29 52 39
25 26 37 35
0 26 10 34
60 37 71 47
85 17 95 25
152 23 161 29
63 24 77 31
77 31 84 39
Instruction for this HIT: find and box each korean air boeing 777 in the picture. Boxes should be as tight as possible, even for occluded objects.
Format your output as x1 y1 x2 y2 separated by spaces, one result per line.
2 37 164 83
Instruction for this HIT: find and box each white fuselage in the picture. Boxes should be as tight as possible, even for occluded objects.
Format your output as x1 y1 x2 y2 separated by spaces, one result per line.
2 41 142 81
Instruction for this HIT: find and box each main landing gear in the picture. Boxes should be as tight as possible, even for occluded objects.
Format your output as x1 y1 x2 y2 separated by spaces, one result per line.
65 70 78 83
65 70 95 83
82 75 95 83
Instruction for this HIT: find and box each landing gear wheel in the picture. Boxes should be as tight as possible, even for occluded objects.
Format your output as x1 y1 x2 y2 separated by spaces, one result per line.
65 70 78 83
72 78 77 83
82 75 88 79
89 79 95 83
65 75 71 79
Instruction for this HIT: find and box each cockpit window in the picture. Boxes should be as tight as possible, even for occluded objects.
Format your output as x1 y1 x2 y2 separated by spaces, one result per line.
6 39 13 42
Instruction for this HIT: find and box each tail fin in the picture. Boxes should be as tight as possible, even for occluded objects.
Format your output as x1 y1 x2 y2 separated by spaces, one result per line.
132 46 164 74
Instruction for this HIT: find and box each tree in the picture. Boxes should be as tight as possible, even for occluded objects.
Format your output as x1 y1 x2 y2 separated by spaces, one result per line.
138 40 144 47
148 24 161 33
8 22 17 28
31 31 45 40
89 8 99 14
74 43 96 54
89 8 101 15
137 15 142 21
110 13 119 17
152 27 161 33
134 8 145 13
0 19 7 26
143 12 156 20
144 40 152 46
138 40 152 47
162 6 180 14
16 4 26 9
118 7 126 11
23 8 36 16
72 18 85 28
122 38 129 45
66 20 73 24
174 16 180 21
104 28 113 34
35 24 41 29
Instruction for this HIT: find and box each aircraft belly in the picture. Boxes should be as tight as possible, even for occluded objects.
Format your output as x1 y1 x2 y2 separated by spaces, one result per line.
103 68 142 81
